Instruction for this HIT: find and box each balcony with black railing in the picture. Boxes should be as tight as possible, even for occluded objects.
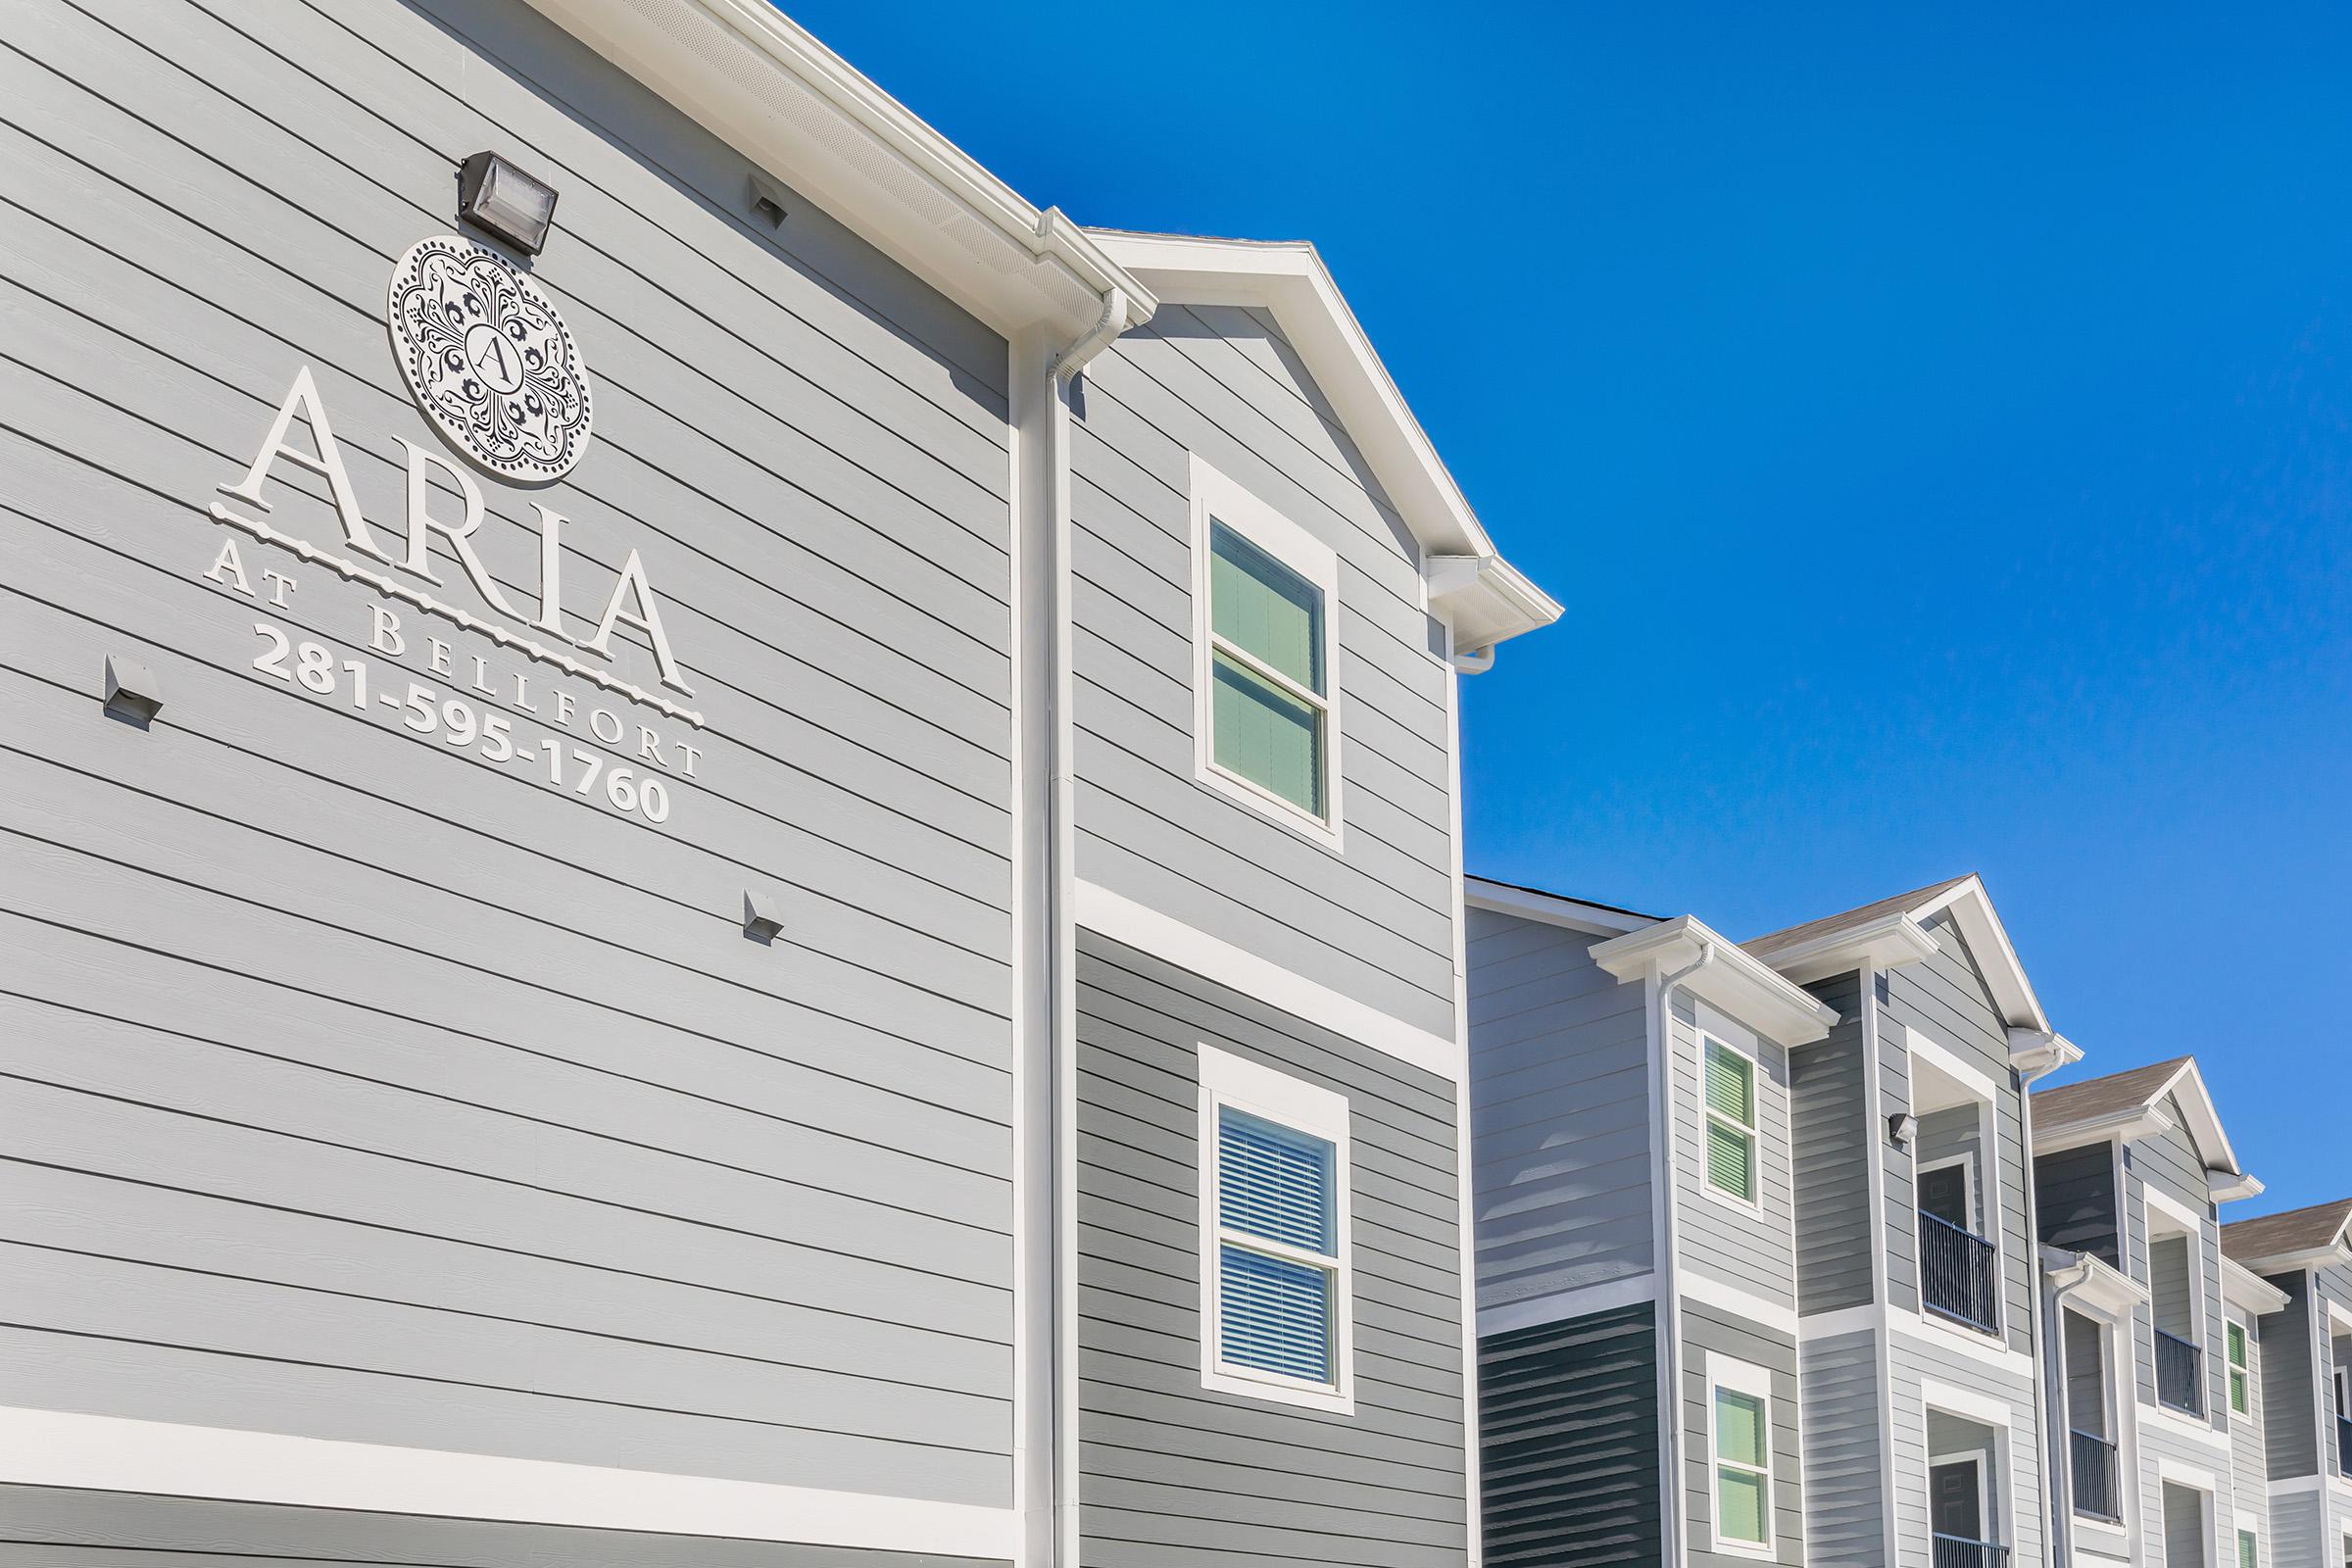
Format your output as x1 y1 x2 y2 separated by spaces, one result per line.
1933 1536 2012 1568
2070 1429 2122 1523
2153 1327 2204 1417
1919 1210 2000 1335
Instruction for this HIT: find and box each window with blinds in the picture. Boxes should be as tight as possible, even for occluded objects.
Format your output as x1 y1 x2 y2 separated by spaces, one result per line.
2238 1528 2258 1568
1206 520 1329 819
1711 1379 1772 1549
2228 1320 2251 1415
1703 1037 1759 1203
1214 1106 1340 1386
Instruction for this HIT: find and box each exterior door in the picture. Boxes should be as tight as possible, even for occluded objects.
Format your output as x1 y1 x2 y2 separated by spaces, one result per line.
1930 1457 1984 1543
1919 1161 1972 1231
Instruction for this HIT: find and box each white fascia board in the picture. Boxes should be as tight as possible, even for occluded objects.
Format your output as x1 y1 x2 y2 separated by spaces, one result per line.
2211 1171 2266 1204
2008 1027 2082 1079
520 0 1153 341
1090 231 1560 653
2229 1241 2352 1275
1916 876 2049 1034
2162 1057 2245 1177
2223 1256 2292 1316
1463 877 1655 937
1752 910 1941 987
1591 915 1839 1045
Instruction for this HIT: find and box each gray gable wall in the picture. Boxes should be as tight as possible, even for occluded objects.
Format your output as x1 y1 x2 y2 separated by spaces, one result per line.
1467 906 1655 1311
1068 305 1458 1041
0 0 1024 1531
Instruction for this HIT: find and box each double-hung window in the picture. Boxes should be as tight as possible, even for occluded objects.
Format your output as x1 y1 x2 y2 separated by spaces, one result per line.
1703 1036 1760 1204
2228 1320 2251 1416
1707 1356 1775 1555
1190 456 1341 843
1199 1045 1352 1412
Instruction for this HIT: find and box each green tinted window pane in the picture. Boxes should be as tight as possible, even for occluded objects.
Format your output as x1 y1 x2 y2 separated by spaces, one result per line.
1704 1041 1753 1125
2238 1528 2258 1568
1707 1119 1755 1200
1211 651 1324 815
2231 1369 2250 1414
1210 521 1323 694
1716 1464 1767 1544
1715 1389 1766 1466
2229 1321 2248 1368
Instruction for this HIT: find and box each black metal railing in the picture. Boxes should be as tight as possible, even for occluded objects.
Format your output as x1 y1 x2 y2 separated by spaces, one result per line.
2337 1413 2352 1475
1933 1535 2012 1568
2071 1429 2122 1523
1918 1209 2000 1334
2153 1327 2204 1416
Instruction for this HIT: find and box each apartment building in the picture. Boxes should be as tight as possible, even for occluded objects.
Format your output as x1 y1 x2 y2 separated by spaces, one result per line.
2030 1058 2267 1567
2226 1200 2352 1566
1468 873 2079 1567
0 2 1556 1564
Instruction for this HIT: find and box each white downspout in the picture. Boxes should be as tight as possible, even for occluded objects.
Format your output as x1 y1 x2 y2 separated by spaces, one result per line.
1653 939 1714 1567
1010 284 1144 1568
2015 1050 2065 1565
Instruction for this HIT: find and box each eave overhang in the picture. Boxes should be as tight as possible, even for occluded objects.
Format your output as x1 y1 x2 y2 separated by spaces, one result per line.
1752 910 1942 987
1592 915 1840 1045
2032 1105 2173 1156
2042 1246 2148 1322
519 0 1156 342
1089 232 1561 655
1464 877 1654 938
2008 1027 2083 1081
2223 1255 2291 1316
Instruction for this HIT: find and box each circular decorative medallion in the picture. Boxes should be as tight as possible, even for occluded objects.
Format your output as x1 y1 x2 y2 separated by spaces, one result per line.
386 234 592 484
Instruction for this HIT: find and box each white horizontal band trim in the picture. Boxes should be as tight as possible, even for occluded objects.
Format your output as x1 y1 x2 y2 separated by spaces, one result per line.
1679 1271 1797 1337
2155 1454 2217 1492
1894 1311 2035 1380
1477 1273 1657 1338
0 1406 1014 1558
2142 1403 2232 1456
1075 880 1458 1078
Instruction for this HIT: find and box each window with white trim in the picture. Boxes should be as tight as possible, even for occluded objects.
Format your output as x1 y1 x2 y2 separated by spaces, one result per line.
1702 1035 1760 1203
2236 1525 2258 1568
1198 1045 1352 1411
1190 456 1341 842
1707 1355 1775 1555
2228 1319 2251 1417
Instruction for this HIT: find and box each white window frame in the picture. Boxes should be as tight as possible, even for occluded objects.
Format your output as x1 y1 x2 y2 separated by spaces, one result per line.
1196 1043 1353 1413
1906 1031 2006 1342
1704 1352 1777 1558
2143 1184 2211 1419
1697 1031 1764 1213
2233 1509 2261 1568
2227 1313 2253 1422
1188 454 1344 850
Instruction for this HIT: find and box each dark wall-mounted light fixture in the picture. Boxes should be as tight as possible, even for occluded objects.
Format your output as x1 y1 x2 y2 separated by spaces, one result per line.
103 654 164 725
1886 1111 1919 1150
748 171 790 230
459 151 560 256
743 889 785 944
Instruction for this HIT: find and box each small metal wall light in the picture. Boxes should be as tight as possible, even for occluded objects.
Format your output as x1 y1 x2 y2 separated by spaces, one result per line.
459 151 560 256
103 654 164 725
742 889 786 944
1886 1111 1919 1150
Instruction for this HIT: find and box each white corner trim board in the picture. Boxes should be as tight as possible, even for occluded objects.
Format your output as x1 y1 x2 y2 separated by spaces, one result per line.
0 1406 1017 1559
1074 879 1459 1078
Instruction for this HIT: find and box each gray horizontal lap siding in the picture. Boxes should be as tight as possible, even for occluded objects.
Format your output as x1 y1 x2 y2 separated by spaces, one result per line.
0 0 1017 1512
1466 907 1654 1309
1791 971 1874 1315
1681 1305 1803 1566
1478 1304 1662 1567
2263 1270 2319 1481
1798 1328 1886 1568
1887 1336 2044 1568
1881 916 2035 1357
0 1486 1004 1568
2227 1307 2268 1561
1671 1001 1796 1310
2270 1489 2324 1568
2034 1142 2121 1267
1074 931 1469 1568
1068 305 1457 1041
2319 1258 2352 1483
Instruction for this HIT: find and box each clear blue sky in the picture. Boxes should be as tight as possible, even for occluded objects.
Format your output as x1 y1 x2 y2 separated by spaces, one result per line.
786 1 2352 1216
